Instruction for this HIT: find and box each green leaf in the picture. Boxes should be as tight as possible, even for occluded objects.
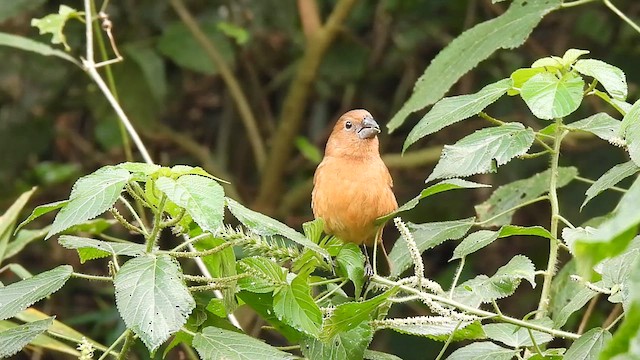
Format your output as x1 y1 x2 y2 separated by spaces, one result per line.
387 0 561 131
30 5 82 51
565 327 611 360
378 179 489 224
115 162 161 176
124 45 168 104
451 230 499 261
378 318 486 342
403 79 511 151
573 59 627 100
509 67 546 95
4 228 49 260
114 255 195 352
0 32 79 65
226 198 329 260
475 167 578 227
531 56 564 70
456 255 535 304
619 99 640 167
193 326 295 360
217 21 250 45
520 71 585 120
483 318 553 347
47 167 131 238
0 265 72 321
389 218 475 278
58 235 149 263
364 350 403 360
550 261 597 327
567 113 622 143
15 200 67 233
561 49 591 66
236 292 301 343
295 136 322 164
336 244 366 298
0 317 54 359
498 225 554 240
273 272 322 336
156 175 225 233
320 289 394 341
157 21 234 75
445 341 518 360
426 123 535 182
582 161 639 209
302 322 373 360
0 187 36 266
237 257 287 293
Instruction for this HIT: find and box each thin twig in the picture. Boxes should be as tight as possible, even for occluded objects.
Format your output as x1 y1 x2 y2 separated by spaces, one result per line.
604 0 640 35
578 295 599 335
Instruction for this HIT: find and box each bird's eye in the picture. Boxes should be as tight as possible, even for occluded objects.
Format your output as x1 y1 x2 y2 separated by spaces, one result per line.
344 121 353 130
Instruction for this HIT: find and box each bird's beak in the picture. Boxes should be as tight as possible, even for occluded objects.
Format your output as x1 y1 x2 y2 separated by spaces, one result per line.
357 117 381 139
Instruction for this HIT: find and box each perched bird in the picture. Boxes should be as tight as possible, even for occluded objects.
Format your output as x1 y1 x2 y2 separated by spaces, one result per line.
312 109 398 271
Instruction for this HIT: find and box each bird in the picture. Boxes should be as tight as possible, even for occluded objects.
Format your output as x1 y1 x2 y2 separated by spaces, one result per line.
311 109 398 274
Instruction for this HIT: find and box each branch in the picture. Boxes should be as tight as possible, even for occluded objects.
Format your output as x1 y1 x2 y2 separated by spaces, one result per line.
297 0 322 39
169 0 266 170
254 0 359 213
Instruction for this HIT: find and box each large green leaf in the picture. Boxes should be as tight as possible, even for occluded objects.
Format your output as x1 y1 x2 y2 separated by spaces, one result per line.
114 255 195 352
273 272 322 336
582 161 639 209
0 187 36 266
550 261 597 327
566 113 622 143
156 175 225 233
445 342 518 360
336 244 366 298
387 0 561 131
58 235 149 263
389 218 475 278
0 265 72 321
452 225 553 261
0 317 54 359
565 327 611 360
573 59 627 100
403 79 511 151
236 292 301 343
619 98 640 167
193 326 295 360
226 198 329 259
378 318 485 342
426 123 535 182
475 167 578 227
320 290 394 341
302 322 373 360
0 32 78 65
47 167 131 238
15 200 68 233
520 72 585 120
483 318 553 347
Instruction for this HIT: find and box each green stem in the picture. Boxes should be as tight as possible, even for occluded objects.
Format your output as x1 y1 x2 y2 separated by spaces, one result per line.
116 331 135 360
448 257 465 299
561 0 597 7
96 329 129 360
575 176 627 193
434 321 462 360
146 195 166 253
371 275 580 340
71 272 112 281
535 118 567 320
604 0 640 35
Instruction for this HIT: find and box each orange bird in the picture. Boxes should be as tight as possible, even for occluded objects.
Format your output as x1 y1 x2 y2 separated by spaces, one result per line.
312 109 398 267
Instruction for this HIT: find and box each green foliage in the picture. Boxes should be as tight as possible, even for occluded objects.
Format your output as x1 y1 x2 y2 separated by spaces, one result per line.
192 327 295 360
0 317 54 359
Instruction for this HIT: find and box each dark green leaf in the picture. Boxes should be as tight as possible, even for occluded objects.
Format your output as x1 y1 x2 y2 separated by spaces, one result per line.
273 272 322 336
582 161 638 209
237 292 301 343
336 244 365 297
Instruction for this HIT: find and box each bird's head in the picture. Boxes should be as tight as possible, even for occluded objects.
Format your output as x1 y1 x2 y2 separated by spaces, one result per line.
325 109 381 158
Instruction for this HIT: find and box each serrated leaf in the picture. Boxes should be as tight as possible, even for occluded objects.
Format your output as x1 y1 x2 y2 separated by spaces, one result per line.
237 292 301 343
273 272 322 336
115 162 161 176
0 317 54 358
521 71 585 120
364 349 403 360
498 225 554 240
483 318 553 347
403 79 510 151
226 198 329 260
551 261 597 327
0 32 78 64
387 0 561 131
475 167 578 227
573 59 627 100
451 230 499 260
510 67 546 94
565 327 611 360
58 235 149 263
445 341 518 360
237 257 287 293
0 265 72 321
562 49 590 66
114 255 195 351
47 167 131 238
427 123 535 182
320 289 394 341
619 99 640 167
1 187 36 266
302 322 373 360
389 218 475 278
378 179 489 224
531 56 564 69
30 5 82 51
378 318 485 342
193 326 295 360
582 161 638 209
169 165 229 183
15 200 67 233
156 175 225 233
336 244 365 297
567 113 622 143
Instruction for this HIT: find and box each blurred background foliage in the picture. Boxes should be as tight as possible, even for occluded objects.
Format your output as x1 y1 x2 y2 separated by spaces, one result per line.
1 0 639 358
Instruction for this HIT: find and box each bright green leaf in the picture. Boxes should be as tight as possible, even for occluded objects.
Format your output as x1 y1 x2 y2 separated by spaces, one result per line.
582 161 639 209
619 99 640 167
47 167 131 238
565 327 611 360
403 79 511 151
295 136 322 164
217 21 250 45
0 317 54 359
114 255 195 352
336 244 365 298
446 341 518 360
273 273 322 336
510 67 546 95
15 200 67 233
237 257 287 293
531 56 564 69
483 318 553 347
427 123 535 182
573 59 627 100
388 0 561 131
562 49 590 66
0 265 72 321
520 72 585 120
30 5 82 51
498 225 554 240
567 113 622 143
193 326 295 360
389 218 475 278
